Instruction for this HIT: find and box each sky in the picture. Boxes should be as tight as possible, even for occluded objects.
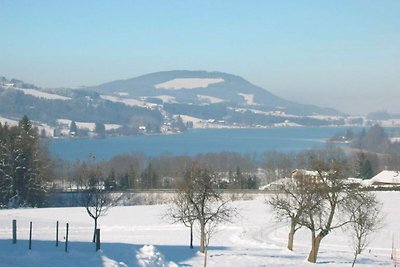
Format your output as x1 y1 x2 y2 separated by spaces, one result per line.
0 0 399 115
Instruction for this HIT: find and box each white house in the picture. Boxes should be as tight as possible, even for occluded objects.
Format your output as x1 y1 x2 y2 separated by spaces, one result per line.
363 170 400 187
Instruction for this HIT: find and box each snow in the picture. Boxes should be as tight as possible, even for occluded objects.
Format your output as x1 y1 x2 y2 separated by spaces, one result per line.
100 95 147 108
179 115 205 128
153 95 177 103
117 92 130 96
379 119 400 127
238 93 256 105
0 191 398 266
154 78 224 90
309 115 344 121
76 122 95 131
0 116 19 126
273 121 302 127
368 170 400 185
105 124 123 131
35 123 55 137
4 86 71 100
136 245 177 267
197 94 225 104
0 116 54 136
390 137 400 143
179 115 233 129
56 119 121 132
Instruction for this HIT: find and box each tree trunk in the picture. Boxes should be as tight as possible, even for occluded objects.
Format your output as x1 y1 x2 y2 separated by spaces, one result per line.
203 247 208 267
92 218 97 243
287 219 296 251
351 253 358 267
307 233 322 263
190 223 194 249
200 221 206 253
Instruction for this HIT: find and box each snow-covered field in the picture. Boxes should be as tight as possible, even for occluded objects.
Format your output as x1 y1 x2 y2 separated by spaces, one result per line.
0 192 398 267
3 86 71 100
155 78 224 90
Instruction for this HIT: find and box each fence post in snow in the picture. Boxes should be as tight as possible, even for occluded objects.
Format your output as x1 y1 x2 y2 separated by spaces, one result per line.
29 221 32 250
12 219 17 244
56 221 59 247
95 229 100 251
65 223 69 253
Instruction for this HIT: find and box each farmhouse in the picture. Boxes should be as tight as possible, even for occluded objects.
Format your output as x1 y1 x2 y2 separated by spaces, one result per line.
365 170 400 187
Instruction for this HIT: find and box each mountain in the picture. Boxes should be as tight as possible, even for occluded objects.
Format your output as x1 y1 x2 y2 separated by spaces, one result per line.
87 70 341 116
0 71 356 138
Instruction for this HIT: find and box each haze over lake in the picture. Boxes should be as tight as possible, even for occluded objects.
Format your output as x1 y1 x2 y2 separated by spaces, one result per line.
48 127 358 161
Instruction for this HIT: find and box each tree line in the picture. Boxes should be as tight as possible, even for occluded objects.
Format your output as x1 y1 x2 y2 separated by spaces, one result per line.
49 124 400 194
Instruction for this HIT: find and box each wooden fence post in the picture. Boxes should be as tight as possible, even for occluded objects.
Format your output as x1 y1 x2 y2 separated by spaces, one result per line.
12 219 17 244
95 229 100 251
29 221 32 250
65 223 69 253
56 221 59 247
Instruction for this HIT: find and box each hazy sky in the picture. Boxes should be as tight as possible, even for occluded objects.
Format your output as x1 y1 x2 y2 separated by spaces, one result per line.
1 0 399 115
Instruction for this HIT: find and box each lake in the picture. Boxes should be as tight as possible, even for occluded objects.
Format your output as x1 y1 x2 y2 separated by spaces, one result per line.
47 127 360 162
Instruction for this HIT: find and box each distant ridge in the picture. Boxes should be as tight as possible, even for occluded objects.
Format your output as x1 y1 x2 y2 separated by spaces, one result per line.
0 70 354 138
88 70 342 116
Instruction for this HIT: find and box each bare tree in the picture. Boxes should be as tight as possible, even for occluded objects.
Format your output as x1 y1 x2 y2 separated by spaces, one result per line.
299 149 354 263
345 191 383 267
77 156 112 243
166 186 196 249
268 174 319 251
169 163 236 255
80 178 111 242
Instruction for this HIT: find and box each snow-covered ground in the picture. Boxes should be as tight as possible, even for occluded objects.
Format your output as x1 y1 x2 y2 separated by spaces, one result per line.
197 94 225 104
155 78 224 90
0 192 398 267
0 116 19 126
3 86 71 100
56 119 122 132
100 95 148 108
238 93 256 105
0 116 54 136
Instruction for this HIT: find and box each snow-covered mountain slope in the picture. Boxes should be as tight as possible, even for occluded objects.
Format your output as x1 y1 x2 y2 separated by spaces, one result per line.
0 71 354 133
87 70 343 116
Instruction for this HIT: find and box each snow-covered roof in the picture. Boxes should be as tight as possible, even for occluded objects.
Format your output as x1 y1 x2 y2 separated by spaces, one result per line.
292 169 319 177
370 170 400 184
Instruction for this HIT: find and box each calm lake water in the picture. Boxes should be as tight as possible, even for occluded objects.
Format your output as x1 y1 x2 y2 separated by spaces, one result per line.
47 127 361 161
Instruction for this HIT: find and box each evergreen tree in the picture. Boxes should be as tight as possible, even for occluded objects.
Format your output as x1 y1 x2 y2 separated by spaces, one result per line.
94 122 105 136
141 163 158 189
357 153 373 179
69 120 77 135
119 173 129 190
0 116 48 207
104 168 117 191
127 165 136 189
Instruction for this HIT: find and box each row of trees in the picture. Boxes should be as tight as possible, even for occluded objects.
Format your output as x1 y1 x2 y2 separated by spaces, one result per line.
268 148 383 265
51 124 400 194
0 116 51 207
56 152 259 192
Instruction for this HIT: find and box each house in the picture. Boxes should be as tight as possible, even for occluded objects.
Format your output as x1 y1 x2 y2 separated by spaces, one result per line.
291 169 321 184
363 170 400 187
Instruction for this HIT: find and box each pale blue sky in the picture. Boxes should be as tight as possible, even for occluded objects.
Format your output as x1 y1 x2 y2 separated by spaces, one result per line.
0 0 399 115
